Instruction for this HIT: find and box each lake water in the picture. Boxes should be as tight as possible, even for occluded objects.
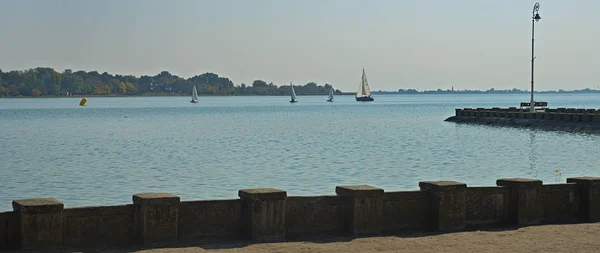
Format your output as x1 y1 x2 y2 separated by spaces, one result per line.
1 94 599 211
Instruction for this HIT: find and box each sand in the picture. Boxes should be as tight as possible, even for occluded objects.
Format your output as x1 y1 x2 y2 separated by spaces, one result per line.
24 223 600 253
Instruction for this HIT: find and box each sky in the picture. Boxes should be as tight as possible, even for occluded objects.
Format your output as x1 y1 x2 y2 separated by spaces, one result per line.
0 0 598 91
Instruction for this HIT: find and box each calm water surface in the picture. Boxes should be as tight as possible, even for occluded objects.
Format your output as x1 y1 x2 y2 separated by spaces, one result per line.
1 94 599 211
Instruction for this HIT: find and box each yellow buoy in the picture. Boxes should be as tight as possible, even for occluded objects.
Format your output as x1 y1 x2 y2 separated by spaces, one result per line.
79 98 87 106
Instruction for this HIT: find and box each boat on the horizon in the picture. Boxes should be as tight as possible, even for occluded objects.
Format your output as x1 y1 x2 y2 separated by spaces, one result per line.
356 69 374 101
190 85 198 103
327 86 334 102
290 82 298 103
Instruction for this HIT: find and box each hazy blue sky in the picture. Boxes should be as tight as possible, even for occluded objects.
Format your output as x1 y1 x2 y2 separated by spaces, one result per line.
0 0 598 91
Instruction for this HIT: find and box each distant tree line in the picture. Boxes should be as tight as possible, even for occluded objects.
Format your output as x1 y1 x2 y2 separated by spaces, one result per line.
0 68 341 97
378 88 600 94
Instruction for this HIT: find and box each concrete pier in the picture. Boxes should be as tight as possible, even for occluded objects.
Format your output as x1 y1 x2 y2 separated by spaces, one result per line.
446 108 600 132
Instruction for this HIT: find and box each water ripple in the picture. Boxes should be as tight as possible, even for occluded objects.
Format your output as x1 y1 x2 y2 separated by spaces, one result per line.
1 95 600 210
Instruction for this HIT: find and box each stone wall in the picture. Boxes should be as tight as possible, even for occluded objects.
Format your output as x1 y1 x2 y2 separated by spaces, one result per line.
178 199 242 241
465 187 508 227
62 205 135 247
0 211 17 250
540 183 579 223
3 177 600 251
286 196 345 237
382 191 429 232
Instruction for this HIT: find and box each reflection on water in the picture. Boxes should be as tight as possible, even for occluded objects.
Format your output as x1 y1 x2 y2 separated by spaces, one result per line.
526 131 539 179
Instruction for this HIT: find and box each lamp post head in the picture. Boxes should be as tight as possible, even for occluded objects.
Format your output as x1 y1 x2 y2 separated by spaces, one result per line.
533 3 541 22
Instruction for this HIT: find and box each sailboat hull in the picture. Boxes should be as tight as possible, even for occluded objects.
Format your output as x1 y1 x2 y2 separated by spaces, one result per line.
327 99 333 102
356 96 374 101
290 100 297 103
190 100 198 103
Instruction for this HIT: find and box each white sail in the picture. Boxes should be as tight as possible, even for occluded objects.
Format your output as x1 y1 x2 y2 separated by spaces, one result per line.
356 69 372 97
328 86 334 100
356 76 364 97
192 85 198 101
290 83 297 100
362 70 372 97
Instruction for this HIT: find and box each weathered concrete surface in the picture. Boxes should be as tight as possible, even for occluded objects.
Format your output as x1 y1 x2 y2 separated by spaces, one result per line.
133 193 180 246
567 177 600 221
336 185 384 235
497 178 543 225
445 116 600 133
465 187 508 227
12 198 64 250
540 184 578 223
383 191 429 232
178 199 242 241
239 188 286 241
62 205 135 247
419 181 466 232
285 196 344 237
239 188 287 200
0 211 18 250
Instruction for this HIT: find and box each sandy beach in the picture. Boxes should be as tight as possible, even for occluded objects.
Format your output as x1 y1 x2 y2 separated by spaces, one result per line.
24 223 600 253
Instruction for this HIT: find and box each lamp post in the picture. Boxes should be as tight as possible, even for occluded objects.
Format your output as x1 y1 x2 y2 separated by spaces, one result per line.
530 3 541 112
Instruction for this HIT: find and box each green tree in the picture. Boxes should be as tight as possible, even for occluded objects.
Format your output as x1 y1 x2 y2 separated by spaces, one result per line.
252 80 267 88
9 84 21 96
240 83 247 94
117 82 127 94
0 67 340 96
124 82 137 94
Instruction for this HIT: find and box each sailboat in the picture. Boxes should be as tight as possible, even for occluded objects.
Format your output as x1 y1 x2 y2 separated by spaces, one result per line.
356 69 374 101
290 82 298 103
327 86 334 102
190 85 198 103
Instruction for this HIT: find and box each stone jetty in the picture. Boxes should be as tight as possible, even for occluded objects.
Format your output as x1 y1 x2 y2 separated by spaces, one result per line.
446 107 600 132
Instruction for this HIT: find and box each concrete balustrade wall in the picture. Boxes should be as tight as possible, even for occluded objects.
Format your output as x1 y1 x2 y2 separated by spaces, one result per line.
465 187 508 227
285 196 345 237
382 191 429 233
453 108 600 123
178 199 242 241
2 177 600 251
540 184 579 223
62 205 136 247
0 211 17 249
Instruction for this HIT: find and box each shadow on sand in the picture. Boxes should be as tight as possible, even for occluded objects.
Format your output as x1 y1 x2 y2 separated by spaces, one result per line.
9 225 531 253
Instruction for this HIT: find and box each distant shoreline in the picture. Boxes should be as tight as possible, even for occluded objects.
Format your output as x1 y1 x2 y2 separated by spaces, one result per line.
0 93 339 98
2 91 600 99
